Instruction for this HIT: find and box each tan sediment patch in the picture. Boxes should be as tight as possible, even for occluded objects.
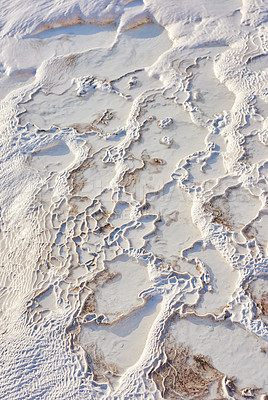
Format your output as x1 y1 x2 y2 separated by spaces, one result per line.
68 195 91 216
79 295 162 379
32 17 86 36
95 109 114 125
122 16 153 32
242 133 268 165
119 166 144 190
32 17 116 36
166 314 268 394
151 337 223 400
249 277 268 324
62 53 80 68
203 201 232 229
260 293 268 316
85 343 119 381
242 212 268 250
81 293 97 317
67 157 91 194
78 269 120 320
71 123 101 134
208 186 262 232
119 154 168 200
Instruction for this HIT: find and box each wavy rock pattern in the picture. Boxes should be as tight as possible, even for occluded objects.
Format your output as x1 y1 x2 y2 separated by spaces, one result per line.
0 0 267 398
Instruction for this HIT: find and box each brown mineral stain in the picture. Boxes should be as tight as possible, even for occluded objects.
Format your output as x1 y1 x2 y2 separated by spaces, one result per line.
151 338 224 400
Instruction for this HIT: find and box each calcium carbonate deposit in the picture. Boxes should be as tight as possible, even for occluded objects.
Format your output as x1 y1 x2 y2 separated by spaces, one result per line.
0 0 267 399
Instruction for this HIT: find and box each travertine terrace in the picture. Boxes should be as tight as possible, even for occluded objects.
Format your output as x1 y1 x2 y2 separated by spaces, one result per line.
0 0 267 398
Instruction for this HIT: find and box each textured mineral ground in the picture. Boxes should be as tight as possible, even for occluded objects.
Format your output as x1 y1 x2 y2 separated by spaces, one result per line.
0 0 267 399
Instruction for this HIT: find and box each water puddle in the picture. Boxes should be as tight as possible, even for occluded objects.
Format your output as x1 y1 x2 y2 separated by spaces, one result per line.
190 58 235 117
144 182 201 261
31 140 75 173
79 295 162 377
94 254 152 322
185 244 240 315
